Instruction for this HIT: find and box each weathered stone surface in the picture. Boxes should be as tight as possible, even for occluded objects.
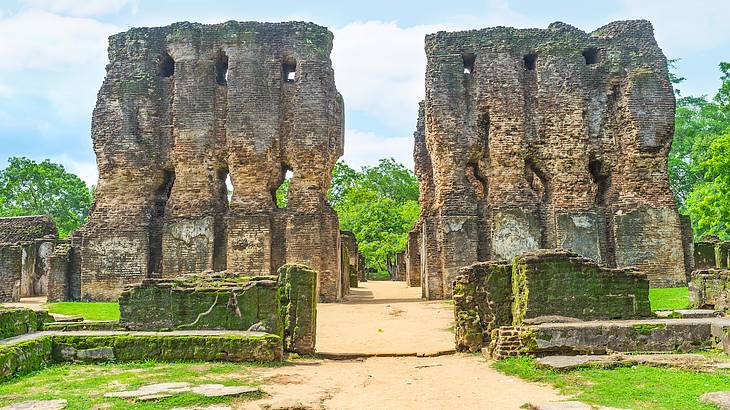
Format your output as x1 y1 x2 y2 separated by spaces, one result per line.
105 382 258 400
340 231 361 290
0 245 22 302
278 264 317 354
514 250 652 323
532 318 726 355
689 269 730 312
414 21 687 297
454 250 651 351
672 309 718 318
535 353 710 371
700 391 730 410
54 345 115 362
0 399 67 410
711 323 730 354
73 21 344 302
119 271 280 333
0 216 64 301
694 236 730 270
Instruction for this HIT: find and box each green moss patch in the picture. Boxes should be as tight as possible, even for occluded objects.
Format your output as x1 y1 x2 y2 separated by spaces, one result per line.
632 323 667 335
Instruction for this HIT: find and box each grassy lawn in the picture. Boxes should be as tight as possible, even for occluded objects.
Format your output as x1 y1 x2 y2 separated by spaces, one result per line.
649 287 690 311
46 302 120 321
0 361 266 409
494 356 730 410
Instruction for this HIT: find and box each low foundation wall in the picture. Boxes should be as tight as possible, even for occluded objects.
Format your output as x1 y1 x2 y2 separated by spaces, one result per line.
454 250 652 352
0 331 282 381
487 318 730 359
119 273 281 333
689 269 729 311
0 308 52 339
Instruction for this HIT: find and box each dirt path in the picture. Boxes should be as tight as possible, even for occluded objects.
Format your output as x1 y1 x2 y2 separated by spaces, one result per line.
243 281 565 409
316 281 454 355
243 354 563 410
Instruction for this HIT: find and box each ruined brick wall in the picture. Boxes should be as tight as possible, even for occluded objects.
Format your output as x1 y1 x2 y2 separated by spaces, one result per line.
0 216 59 298
416 21 687 297
454 250 652 352
0 216 57 244
0 245 22 302
76 21 344 301
47 243 73 302
689 269 729 311
694 236 729 270
340 231 360 289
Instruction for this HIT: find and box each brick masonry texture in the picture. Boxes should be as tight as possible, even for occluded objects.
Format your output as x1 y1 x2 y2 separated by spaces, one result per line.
0 216 62 300
74 21 344 301
414 20 688 298
454 250 652 352
0 216 57 244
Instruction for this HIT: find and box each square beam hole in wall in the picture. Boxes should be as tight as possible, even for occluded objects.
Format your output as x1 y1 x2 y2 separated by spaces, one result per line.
463 53 476 75
283 62 296 82
523 53 537 71
582 47 598 65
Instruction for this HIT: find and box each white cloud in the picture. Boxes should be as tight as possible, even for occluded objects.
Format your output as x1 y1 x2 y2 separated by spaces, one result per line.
332 21 448 131
342 129 413 171
20 0 135 17
0 10 117 70
612 0 730 58
52 154 98 186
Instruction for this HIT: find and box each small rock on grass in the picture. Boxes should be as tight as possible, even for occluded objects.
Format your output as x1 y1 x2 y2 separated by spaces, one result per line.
190 384 259 397
0 399 67 410
700 391 730 410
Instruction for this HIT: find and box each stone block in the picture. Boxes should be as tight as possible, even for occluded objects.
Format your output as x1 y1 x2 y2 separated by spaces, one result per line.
277 264 317 354
689 269 730 311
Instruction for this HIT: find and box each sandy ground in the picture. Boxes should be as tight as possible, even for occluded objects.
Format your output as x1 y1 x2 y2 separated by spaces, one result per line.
241 281 564 409
242 354 563 410
316 281 454 355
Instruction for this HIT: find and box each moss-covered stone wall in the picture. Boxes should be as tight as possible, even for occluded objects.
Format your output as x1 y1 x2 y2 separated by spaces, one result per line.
0 308 51 340
277 264 317 354
515 250 652 322
454 250 652 352
0 331 281 381
119 272 281 333
453 261 512 352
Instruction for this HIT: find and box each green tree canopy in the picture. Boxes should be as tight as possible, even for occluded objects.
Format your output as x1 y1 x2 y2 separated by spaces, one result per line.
0 157 93 237
329 159 420 275
668 62 730 239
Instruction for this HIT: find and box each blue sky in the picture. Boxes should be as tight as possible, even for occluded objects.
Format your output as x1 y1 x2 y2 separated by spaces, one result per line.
1 0 729 185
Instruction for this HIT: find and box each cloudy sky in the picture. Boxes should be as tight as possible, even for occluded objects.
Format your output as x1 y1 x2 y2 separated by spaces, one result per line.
1 0 729 186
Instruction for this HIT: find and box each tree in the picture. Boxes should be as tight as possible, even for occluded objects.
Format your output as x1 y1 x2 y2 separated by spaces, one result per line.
329 158 420 275
668 62 730 224
686 133 730 240
0 157 93 237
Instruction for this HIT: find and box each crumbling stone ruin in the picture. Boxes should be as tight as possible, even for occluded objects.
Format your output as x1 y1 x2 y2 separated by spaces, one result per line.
453 250 652 352
340 231 361 289
412 20 689 299
0 216 65 302
694 236 729 270
119 263 317 353
689 270 730 312
69 21 344 302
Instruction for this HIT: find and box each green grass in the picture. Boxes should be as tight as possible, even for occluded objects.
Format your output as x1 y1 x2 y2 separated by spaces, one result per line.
649 287 690 311
494 356 730 410
367 271 391 281
46 302 120 321
0 361 265 409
